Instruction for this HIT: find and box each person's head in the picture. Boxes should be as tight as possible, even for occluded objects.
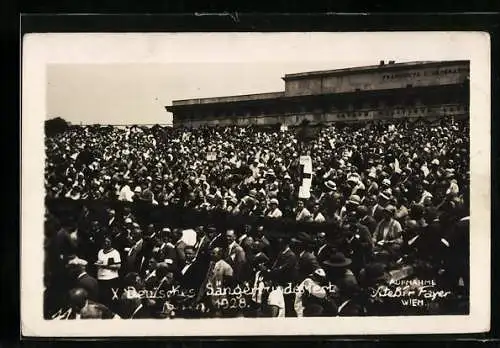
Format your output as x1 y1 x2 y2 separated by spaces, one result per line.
365 195 377 207
103 236 112 250
226 229 236 244
211 247 223 261
205 226 216 239
382 205 396 221
405 219 419 234
346 195 361 211
148 258 158 270
297 200 305 210
185 246 196 263
66 262 86 279
317 231 328 245
312 202 321 214
244 224 252 234
311 268 327 284
195 225 205 235
269 198 279 209
172 228 183 242
378 192 390 206
68 288 88 313
242 236 254 251
276 236 290 251
356 205 369 219
147 224 155 234
124 272 142 288
410 203 425 220
255 225 264 237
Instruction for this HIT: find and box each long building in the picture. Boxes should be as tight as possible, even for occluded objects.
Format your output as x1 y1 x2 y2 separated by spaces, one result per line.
165 60 470 128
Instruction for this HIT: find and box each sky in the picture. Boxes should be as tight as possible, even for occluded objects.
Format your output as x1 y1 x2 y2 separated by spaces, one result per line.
45 32 478 126
47 62 360 125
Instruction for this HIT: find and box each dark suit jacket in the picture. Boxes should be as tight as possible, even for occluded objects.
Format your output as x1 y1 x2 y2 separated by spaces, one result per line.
298 251 320 280
226 242 247 282
176 240 188 265
126 239 144 273
194 235 211 257
360 215 377 235
268 248 298 286
75 272 99 302
354 223 374 250
372 204 385 223
130 304 153 319
155 242 178 271
316 244 332 263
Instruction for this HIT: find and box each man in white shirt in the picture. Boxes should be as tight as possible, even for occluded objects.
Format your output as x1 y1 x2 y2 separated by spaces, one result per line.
267 286 286 317
311 202 326 223
95 236 121 310
295 200 312 222
118 182 134 202
266 198 283 218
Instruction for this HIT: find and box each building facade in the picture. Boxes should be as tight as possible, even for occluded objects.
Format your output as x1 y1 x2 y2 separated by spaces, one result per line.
165 60 470 128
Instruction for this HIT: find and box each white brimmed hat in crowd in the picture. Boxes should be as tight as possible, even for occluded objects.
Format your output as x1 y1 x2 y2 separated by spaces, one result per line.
347 174 360 184
269 198 279 205
266 169 276 177
379 191 391 201
67 256 88 267
313 268 327 278
347 195 361 205
325 181 337 191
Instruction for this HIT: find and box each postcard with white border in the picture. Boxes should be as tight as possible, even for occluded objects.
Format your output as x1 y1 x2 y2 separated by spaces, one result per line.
21 32 490 337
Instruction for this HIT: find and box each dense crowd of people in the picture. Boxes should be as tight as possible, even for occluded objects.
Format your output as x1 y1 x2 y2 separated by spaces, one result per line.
44 117 470 319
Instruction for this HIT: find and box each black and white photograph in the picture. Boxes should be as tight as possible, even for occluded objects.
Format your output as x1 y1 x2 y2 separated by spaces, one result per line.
22 32 490 336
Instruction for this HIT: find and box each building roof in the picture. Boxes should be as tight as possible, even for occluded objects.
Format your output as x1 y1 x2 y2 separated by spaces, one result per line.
166 60 469 111
282 60 469 80
171 91 285 107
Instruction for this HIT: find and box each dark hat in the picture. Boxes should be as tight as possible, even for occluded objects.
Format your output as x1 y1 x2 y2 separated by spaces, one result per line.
444 168 455 179
360 262 388 285
253 252 270 266
140 189 154 202
356 205 369 216
323 252 352 268
347 195 361 206
157 262 176 275
383 204 397 214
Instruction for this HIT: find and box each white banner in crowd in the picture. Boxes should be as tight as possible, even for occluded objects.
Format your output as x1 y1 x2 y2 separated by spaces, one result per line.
206 152 217 161
181 229 197 247
298 155 313 199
